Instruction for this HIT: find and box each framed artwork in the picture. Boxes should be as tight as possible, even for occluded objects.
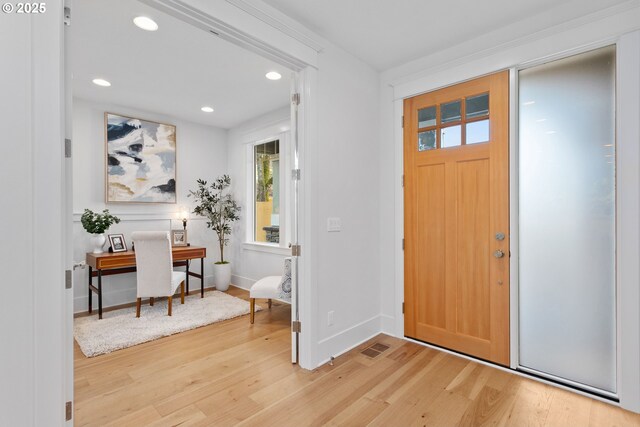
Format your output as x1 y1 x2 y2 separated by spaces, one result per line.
108 234 127 253
171 230 188 247
105 113 177 203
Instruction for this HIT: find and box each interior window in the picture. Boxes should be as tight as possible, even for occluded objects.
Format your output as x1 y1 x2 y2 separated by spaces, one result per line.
254 139 280 243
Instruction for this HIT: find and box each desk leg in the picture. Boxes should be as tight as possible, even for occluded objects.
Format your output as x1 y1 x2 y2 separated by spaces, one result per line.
201 257 204 298
98 269 103 320
186 260 190 296
88 266 93 314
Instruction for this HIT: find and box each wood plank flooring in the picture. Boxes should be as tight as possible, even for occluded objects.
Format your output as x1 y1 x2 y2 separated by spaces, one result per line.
75 287 640 426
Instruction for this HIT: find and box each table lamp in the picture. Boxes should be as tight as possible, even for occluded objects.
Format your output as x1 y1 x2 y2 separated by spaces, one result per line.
179 206 189 231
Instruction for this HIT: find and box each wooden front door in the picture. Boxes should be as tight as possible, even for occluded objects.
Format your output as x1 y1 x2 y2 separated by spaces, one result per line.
404 71 510 365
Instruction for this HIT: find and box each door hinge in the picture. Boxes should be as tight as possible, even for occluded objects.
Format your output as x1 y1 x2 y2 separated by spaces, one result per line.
402 302 405 314
65 138 72 158
292 93 300 105
401 115 404 128
65 401 72 421
402 238 405 250
63 6 71 26
291 244 301 256
402 174 404 187
292 169 301 180
65 269 72 290
292 320 301 333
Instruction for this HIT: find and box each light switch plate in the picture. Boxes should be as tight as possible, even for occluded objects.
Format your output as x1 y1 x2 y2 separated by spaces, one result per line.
327 217 341 232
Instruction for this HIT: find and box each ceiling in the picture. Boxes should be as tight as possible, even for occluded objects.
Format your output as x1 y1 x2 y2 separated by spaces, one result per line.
261 0 631 71
71 0 290 129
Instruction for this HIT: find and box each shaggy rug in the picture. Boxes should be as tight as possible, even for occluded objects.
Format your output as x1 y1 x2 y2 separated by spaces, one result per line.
74 291 261 357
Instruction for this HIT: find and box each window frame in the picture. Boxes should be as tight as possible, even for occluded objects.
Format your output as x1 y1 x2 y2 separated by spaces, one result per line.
244 131 290 252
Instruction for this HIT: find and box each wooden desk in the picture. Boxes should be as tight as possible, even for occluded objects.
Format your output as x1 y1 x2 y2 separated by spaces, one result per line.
86 246 207 319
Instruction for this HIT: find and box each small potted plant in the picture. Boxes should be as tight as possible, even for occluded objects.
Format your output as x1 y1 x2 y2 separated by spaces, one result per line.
81 209 121 254
189 175 240 292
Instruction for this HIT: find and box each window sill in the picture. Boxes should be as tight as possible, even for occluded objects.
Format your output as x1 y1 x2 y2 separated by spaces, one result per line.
242 242 290 256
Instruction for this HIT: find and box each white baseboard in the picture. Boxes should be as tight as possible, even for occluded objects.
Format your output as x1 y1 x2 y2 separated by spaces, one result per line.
231 274 256 291
315 315 382 367
380 314 396 336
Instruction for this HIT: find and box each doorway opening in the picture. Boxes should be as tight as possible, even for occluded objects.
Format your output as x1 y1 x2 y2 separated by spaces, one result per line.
66 0 303 423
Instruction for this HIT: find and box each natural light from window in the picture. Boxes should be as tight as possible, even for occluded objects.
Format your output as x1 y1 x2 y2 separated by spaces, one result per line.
254 139 280 244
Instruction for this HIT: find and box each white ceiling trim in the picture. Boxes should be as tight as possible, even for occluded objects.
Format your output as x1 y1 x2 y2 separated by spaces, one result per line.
385 0 640 92
141 0 317 70
225 0 325 52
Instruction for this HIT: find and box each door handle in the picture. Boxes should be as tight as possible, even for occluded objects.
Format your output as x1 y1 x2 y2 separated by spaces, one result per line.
494 250 505 259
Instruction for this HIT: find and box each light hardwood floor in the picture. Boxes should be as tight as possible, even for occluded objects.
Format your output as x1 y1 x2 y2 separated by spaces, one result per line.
75 287 640 426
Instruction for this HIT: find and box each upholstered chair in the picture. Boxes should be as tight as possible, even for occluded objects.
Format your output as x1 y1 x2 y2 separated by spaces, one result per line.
131 231 186 317
250 257 292 323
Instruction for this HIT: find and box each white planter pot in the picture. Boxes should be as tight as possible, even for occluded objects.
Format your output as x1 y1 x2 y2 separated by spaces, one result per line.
91 233 107 254
212 263 231 292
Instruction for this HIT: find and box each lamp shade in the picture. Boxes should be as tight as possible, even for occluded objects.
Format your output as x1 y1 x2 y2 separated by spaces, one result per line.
178 206 189 221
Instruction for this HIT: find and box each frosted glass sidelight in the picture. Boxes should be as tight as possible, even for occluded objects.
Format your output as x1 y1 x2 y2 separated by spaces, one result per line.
518 46 616 393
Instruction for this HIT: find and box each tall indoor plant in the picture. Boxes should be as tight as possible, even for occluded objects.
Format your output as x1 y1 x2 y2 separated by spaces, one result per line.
81 209 121 253
189 175 240 291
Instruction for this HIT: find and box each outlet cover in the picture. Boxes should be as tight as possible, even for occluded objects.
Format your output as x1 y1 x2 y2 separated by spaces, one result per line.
327 217 341 232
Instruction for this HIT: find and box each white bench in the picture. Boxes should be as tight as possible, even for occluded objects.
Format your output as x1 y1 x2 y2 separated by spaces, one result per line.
249 257 291 324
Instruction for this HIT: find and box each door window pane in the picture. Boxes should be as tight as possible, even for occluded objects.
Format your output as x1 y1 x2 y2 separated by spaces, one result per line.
254 140 280 243
466 93 489 119
418 130 436 151
418 106 437 128
518 46 616 393
441 125 461 148
441 100 461 123
466 119 489 144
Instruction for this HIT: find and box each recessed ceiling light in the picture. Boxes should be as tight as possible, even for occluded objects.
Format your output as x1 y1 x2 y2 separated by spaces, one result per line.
92 78 111 87
201 106 214 113
265 71 282 81
133 16 158 31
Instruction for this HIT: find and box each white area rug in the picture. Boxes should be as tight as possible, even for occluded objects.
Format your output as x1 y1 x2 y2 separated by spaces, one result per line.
74 291 261 357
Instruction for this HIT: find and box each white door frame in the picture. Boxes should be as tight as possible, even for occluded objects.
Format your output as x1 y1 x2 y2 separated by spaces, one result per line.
24 0 323 423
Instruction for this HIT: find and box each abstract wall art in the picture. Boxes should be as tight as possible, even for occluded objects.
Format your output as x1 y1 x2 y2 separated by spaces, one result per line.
105 113 177 203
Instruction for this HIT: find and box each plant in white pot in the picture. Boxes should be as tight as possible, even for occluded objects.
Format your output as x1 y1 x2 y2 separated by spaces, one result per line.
189 175 240 292
81 209 121 254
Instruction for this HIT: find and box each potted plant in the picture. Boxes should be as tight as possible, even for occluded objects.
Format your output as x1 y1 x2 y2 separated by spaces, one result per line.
81 209 121 254
189 175 240 292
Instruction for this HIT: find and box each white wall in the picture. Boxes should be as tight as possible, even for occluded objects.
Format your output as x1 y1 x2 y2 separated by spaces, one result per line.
1 12 36 426
227 106 291 290
72 98 228 312
308 44 381 365
0 1 67 424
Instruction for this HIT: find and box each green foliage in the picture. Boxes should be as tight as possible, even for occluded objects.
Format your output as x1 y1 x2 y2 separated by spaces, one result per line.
80 209 121 234
256 153 273 202
189 175 241 263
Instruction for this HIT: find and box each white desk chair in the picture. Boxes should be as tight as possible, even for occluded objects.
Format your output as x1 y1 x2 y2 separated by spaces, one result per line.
250 257 291 323
131 231 186 317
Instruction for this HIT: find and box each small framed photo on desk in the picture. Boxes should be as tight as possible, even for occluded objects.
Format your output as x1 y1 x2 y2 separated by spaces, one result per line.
108 234 127 253
171 230 188 247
